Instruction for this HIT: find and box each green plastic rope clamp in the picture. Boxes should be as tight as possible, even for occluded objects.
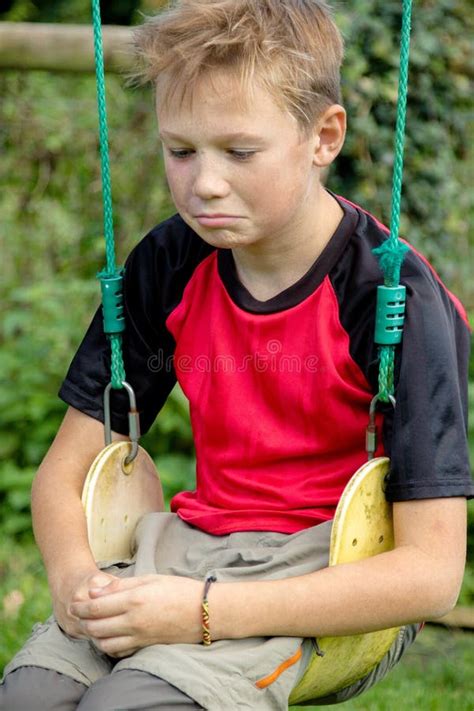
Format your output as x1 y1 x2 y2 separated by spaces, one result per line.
98 269 126 335
374 285 406 345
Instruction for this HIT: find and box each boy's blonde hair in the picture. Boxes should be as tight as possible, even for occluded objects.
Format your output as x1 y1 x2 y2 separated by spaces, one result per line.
133 0 344 132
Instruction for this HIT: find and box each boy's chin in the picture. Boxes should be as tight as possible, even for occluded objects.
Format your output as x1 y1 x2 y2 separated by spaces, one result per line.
188 223 257 250
199 231 250 249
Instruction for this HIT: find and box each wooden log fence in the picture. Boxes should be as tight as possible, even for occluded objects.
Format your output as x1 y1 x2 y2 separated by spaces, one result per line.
0 20 471 77
0 22 134 73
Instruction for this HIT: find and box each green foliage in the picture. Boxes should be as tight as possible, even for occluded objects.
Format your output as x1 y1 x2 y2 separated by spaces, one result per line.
0 540 52 669
333 0 473 308
0 70 185 537
0 0 141 24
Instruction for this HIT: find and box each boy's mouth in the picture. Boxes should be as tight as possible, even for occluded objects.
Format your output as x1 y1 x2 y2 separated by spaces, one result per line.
195 215 241 227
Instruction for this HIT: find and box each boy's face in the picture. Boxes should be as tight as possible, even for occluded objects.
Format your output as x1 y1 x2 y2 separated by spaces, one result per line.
157 70 332 252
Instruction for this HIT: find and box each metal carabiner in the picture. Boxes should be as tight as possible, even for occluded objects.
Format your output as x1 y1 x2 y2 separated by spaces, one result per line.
366 393 396 461
104 381 140 467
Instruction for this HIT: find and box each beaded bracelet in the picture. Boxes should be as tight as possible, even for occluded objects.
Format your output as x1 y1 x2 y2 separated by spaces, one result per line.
202 575 217 646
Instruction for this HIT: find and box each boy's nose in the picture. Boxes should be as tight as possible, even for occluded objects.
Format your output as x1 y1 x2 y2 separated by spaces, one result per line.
192 158 231 200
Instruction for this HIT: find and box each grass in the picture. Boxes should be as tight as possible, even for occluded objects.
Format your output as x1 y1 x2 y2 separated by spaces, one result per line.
1 539 473 709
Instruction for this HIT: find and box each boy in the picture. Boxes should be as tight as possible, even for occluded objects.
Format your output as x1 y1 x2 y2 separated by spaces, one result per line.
1 1 472 709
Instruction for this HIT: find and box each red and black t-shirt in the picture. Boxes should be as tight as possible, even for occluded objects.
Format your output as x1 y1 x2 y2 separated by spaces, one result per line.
59 196 473 535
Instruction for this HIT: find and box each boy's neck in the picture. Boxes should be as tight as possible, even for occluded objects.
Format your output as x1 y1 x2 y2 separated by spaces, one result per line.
231 189 344 302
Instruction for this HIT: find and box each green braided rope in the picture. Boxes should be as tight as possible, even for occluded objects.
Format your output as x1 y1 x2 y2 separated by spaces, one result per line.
372 0 413 403
109 336 126 390
91 0 126 389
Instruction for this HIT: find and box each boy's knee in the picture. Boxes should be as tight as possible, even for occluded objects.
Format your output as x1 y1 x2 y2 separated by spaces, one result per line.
0 666 87 711
76 669 202 711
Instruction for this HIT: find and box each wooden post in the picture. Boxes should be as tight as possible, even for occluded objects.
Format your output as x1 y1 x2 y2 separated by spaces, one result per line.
0 22 134 73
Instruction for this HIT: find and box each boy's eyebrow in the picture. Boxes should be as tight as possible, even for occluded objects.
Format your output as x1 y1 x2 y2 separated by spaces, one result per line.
159 130 266 143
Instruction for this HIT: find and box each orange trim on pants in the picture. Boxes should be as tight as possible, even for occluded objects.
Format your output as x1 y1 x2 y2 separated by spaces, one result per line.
255 646 303 689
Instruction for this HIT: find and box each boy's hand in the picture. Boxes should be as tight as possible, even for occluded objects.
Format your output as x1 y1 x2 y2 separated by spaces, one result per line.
69 574 203 657
51 567 120 640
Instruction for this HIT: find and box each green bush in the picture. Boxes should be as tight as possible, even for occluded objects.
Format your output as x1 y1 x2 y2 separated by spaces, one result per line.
333 0 473 307
0 70 190 537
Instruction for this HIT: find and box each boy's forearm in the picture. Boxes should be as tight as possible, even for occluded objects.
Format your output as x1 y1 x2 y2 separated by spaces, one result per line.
210 497 467 640
31 407 128 589
31 472 97 588
209 545 455 641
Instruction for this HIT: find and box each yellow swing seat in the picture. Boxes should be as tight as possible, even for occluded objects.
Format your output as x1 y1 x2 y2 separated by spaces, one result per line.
289 455 399 704
82 440 164 561
82 452 399 703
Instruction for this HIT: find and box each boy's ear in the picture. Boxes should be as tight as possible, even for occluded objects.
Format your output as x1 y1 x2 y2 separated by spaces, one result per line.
312 104 346 168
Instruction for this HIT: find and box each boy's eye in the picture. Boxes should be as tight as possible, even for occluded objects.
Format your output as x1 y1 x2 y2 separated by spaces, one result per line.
167 149 255 161
168 149 193 159
230 150 256 161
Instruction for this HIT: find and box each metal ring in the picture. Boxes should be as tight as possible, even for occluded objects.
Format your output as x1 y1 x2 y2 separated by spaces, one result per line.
123 440 139 467
103 381 140 465
369 393 396 422
366 393 397 461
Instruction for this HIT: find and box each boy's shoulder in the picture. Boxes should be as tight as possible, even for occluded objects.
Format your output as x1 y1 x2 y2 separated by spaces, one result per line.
336 195 436 286
335 195 469 330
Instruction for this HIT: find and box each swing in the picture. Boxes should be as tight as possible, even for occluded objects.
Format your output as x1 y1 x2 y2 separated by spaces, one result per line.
82 0 413 703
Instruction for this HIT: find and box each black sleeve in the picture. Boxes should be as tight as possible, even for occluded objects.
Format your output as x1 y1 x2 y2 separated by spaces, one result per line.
58 225 179 436
331 204 473 501
383 254 473 500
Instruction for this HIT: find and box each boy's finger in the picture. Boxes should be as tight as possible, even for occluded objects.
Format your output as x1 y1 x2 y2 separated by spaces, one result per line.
70 593 130 619
88 578 122 596
88 575 154 597
92 635 136 656
108 646 139 659
88 573 117 588
81 615 131 639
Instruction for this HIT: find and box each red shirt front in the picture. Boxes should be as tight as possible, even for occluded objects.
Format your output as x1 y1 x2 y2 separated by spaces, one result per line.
167 252 381 534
